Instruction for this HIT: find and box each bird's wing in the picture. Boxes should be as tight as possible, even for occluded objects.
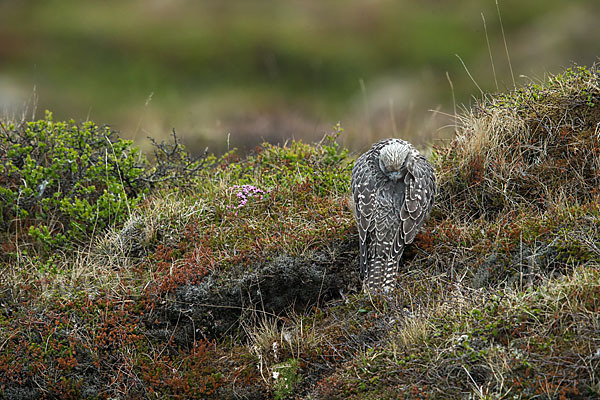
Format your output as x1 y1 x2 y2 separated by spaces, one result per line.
351 149 381 280
400 151 436 244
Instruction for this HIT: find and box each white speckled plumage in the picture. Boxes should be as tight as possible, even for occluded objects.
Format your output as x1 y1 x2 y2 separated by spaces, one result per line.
351 138 435 292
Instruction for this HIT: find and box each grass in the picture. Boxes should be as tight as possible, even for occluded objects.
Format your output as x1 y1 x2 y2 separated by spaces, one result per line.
3 0 599 152
1 65 600 398
314 266 600 399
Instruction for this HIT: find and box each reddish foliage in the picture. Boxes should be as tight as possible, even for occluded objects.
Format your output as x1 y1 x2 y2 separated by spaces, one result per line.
138 340 226 399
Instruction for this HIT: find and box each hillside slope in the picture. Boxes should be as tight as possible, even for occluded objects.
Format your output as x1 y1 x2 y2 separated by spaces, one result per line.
1 66 600 399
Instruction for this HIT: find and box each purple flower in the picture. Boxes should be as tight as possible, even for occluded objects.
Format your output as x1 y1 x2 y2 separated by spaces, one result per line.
229 184 266 211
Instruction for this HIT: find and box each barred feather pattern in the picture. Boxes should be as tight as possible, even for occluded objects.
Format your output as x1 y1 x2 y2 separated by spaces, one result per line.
351 138 435 292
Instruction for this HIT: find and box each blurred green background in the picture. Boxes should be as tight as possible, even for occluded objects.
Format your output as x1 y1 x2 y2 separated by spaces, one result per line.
1 0 600 154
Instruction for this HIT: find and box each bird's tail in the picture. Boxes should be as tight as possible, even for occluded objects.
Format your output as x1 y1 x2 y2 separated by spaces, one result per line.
364 244 404 293
364 258 401 292
383 258 400 290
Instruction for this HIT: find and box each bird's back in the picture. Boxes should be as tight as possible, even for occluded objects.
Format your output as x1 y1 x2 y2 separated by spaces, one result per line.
351 139 435 292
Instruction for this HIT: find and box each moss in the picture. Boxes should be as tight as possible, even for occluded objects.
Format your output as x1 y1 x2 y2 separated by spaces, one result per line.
273 359 302 400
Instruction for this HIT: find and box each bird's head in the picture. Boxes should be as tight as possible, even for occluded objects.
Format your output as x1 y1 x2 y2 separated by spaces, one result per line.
378 141 410 182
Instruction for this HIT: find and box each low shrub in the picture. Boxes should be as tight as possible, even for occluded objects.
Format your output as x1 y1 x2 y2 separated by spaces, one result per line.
0 112 146 253
0 113 212 257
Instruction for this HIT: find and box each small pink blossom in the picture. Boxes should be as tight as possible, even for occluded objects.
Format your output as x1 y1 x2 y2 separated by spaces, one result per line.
228 184 266 214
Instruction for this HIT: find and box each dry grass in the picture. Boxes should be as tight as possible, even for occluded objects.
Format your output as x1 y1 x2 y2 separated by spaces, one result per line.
436 65 600 220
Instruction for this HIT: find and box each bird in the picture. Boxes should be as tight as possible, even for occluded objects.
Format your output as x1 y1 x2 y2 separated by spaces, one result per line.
351 138 435 292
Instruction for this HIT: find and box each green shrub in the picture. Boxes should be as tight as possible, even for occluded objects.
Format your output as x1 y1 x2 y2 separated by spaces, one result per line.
218 123 351 196
0 112 147 252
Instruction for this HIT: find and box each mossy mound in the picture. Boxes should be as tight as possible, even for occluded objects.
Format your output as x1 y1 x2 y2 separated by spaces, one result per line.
436 65 600 219
153 241 359 342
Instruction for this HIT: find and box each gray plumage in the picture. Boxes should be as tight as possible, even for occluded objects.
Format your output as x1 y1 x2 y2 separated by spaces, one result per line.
351 138 436 292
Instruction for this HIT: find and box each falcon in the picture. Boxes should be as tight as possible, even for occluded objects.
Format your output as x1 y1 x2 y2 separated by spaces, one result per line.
351 138 435 292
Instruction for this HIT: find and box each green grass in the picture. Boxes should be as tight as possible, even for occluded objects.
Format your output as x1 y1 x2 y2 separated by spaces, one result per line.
2 0 598 152
1 65 600 398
